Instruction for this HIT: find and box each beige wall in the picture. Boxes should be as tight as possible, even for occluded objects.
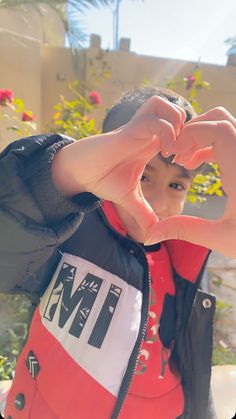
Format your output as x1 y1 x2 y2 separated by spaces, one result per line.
58 47 236 133
0 31 41 149
0 4 65 45
2 40 236 132
85 49 236 125
1 13 236 144
0 5 65 149
1 17 235 218
42 46 83 129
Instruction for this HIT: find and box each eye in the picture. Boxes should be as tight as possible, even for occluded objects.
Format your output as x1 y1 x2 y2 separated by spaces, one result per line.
140 174 149 183
169 182 185 191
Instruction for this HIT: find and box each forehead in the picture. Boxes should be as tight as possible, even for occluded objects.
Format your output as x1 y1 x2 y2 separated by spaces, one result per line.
145 154 193 180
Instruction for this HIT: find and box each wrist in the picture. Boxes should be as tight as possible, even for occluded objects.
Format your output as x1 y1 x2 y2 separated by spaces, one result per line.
51 142 87 197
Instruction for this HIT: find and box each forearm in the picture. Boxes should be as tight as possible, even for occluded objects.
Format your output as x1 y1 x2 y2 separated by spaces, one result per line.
51 131 118 197
51 141 87 197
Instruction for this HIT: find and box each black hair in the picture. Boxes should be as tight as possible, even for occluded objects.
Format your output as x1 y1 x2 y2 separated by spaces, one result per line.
102 86 195 133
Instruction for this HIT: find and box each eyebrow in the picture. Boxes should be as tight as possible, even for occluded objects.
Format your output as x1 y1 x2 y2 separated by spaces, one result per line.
145 163 193 180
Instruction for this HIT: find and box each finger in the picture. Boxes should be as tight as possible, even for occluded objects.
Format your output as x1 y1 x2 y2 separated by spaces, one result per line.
123 189 159 243
172 122 236 199
172 121 236 157
135 130 162 166
173 147 213 168
125 115 176 158
175 104 187 126
133 95 183 137
186 106 236 129
93 116 174 172
144 215 236 259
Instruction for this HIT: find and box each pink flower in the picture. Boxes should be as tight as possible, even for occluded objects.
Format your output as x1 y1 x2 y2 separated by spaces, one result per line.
22 111 36 122
0 89 13 106
88 91 101 106
185 75 196 90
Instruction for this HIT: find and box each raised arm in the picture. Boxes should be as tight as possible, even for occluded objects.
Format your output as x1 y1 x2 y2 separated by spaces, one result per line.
51 95 184 241
0 95 183 293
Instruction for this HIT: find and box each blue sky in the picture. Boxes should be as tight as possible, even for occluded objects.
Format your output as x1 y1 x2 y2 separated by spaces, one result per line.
82 0 236 65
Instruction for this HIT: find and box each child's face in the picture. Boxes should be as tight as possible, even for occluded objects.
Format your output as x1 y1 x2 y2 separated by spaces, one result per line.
141 155 193 219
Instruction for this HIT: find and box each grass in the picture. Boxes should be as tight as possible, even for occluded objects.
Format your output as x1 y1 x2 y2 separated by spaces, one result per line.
0 293 33 380
212 345 236 365
212 298 236 366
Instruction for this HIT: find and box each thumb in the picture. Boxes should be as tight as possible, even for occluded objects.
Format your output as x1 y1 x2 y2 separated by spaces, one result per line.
145 215 236 258
122 189 159 243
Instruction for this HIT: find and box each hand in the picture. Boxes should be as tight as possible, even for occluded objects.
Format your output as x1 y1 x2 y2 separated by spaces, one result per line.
52 96 185 242
146 107 236 259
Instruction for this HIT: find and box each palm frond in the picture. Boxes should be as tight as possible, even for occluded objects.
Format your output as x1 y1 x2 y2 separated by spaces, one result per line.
0 0 112 9
0 0 141 49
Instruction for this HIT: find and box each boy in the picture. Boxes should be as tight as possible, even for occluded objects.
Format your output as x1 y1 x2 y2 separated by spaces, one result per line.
1 87 236 419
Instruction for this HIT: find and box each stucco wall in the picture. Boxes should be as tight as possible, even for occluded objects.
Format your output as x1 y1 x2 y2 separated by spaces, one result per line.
42 46 83 130
0 31 41 149
0 4 65 45
1 9 236 143
85 48 236 126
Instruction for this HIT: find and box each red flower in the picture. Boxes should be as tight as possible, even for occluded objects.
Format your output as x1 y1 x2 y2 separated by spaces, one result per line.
88 91 101 106
185 75 196 90
0 89 13 106
22 111 36 122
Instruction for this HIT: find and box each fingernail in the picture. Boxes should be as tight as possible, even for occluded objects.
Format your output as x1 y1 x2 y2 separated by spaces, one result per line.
161 150 170 157
172 156 184 166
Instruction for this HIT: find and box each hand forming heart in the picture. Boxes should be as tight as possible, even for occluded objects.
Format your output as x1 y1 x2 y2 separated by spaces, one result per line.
145 106 236 259
52 97 236 259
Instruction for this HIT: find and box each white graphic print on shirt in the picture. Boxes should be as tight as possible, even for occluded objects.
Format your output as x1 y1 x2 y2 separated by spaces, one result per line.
40 253 142 396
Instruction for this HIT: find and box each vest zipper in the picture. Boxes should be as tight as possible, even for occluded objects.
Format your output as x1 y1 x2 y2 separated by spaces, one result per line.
111 245 151 419
98 208 151 419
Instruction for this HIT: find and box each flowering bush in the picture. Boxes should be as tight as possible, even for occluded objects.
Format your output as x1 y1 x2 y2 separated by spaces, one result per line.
0 89 13 106
21 110 36 122
167 68 211 113
49 82 101 140
0 89 37 142
88 91 102 105
185 75 196 90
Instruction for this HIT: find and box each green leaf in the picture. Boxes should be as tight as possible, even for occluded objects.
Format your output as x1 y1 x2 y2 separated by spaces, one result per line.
6 125 21 132
193 69 202 83
188 88 196 100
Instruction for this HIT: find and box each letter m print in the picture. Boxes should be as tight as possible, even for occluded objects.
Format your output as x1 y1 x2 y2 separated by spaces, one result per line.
43 262 103 339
